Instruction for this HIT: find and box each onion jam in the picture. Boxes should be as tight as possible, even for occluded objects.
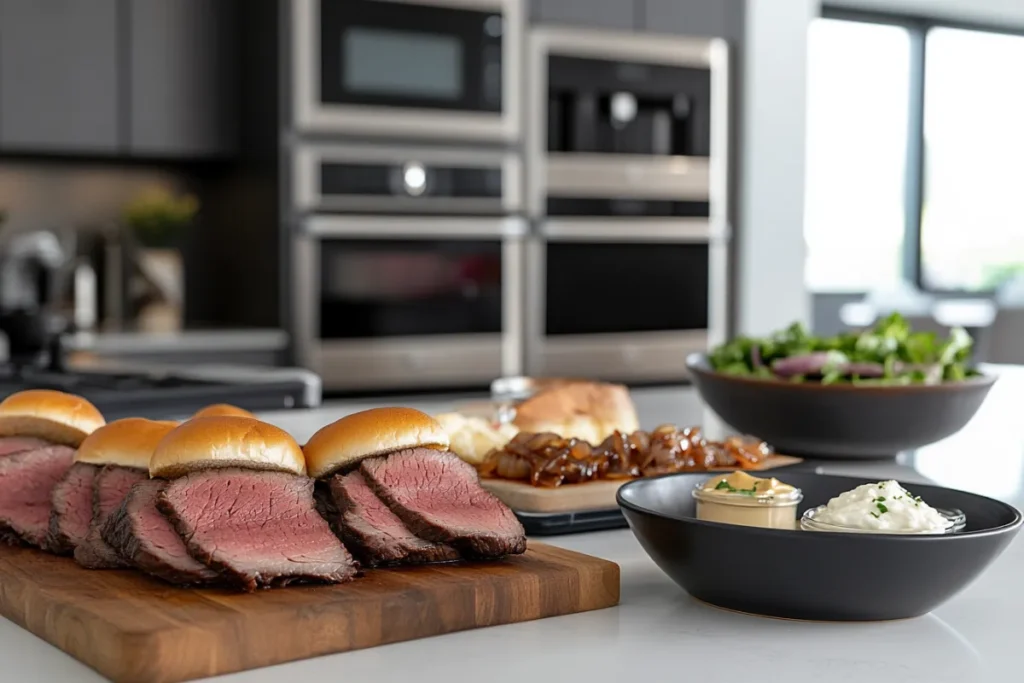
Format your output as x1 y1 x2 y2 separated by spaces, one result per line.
477 425 772 488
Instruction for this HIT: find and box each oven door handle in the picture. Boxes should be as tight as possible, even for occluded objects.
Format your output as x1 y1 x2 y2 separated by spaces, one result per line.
540 218 722 243
304 215 527 240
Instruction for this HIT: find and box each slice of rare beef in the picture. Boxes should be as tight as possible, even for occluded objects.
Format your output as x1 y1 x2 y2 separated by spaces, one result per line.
158 468 357 591
46 462 99 555
360 449 527 559
325 471 459 567
0 437 52 457
102 479 219 585
74 465 148 568
0 445 76 547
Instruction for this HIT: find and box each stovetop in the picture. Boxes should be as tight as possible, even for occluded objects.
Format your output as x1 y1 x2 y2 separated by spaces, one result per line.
0 365 320 420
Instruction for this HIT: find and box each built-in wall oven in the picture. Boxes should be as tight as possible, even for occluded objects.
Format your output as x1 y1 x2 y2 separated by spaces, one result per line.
291 0 522 142
292 144 524 390
525 28 730 382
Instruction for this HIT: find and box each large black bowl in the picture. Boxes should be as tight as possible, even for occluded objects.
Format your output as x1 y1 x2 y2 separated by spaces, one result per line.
686 353 997 459
617 472 1021 621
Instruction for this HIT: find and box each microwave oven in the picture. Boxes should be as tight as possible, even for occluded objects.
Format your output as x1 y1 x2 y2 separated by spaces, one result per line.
291 0 522 142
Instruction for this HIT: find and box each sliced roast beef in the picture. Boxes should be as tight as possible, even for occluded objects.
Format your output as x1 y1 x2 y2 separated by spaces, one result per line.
46 462 99 555
74 465 148 568
0 444 76 546
324 471 459 567
158 468 357 591
0 437 52 457
360 449 527 559
102 479 219 585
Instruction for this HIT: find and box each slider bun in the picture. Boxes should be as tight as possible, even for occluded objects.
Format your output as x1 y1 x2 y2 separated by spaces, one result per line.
75 418 179 469
303 407 449 479
192 403 256 419
149 416 305 479
0 389 105 447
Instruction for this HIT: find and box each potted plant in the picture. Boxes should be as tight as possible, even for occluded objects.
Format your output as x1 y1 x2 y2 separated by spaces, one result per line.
122 189 199 332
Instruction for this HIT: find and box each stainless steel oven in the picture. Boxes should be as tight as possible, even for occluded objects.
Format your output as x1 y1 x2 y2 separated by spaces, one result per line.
292 143 521 215
524 28 730 382
291 0 522 142
293 216 524 390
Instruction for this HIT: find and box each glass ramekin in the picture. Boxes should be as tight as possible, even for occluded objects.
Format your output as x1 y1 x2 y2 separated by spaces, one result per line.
692 482 804 530
800 506 967 535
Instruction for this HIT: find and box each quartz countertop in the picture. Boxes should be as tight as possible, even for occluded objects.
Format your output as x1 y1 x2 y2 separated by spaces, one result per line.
2 371 1022 682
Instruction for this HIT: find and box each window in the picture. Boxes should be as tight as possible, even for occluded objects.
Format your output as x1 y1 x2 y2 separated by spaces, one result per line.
804 13 1024 294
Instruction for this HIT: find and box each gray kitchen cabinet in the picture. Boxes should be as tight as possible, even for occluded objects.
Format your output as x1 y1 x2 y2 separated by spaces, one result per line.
535 0 635 30
640 0 744 40
0 0 121 153
128 0 237 157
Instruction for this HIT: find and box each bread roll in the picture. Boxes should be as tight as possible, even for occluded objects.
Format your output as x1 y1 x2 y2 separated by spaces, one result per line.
149 416 305 479
192 403 256 419
303 407 449 479
511 381 639 443
75 418 179 469
434 412 517 466
0 389 105 447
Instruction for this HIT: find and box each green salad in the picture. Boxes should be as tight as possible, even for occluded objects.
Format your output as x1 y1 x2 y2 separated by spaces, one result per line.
709 313 980 385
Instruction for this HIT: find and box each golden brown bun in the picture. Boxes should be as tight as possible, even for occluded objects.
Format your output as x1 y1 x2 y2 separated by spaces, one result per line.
192 403 256 419
149 416 305 478
512 381 639 444
75 418 179 469
303 407 449 479
434 412 517 466
0 389 105 447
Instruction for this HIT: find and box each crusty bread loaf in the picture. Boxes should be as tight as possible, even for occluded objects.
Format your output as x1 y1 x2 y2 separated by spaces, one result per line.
0 389 105 446
511 381 639 444
149 416 306 478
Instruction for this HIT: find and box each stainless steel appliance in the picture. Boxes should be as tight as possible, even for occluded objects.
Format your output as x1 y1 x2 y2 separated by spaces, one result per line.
293 215 524 390
292 143 521 215
524 28 730 382
291 0 522 142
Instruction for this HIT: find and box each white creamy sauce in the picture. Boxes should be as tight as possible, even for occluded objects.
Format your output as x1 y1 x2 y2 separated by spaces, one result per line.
813 480 949 532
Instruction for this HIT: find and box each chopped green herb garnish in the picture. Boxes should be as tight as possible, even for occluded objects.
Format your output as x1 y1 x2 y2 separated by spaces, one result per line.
870 512 880 518
713 479 758 496
877 502 888 514
875 496 886 502
715 480 732 491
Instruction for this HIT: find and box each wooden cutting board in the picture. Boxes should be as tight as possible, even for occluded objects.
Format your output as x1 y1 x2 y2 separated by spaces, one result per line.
0 542 619 683
481 455 804 513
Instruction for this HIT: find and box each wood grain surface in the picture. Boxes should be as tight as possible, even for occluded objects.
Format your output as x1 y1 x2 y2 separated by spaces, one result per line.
480 456 804 512
0 542 619 683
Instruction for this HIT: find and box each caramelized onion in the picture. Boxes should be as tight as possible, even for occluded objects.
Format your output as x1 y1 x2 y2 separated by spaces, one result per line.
478 425 773 488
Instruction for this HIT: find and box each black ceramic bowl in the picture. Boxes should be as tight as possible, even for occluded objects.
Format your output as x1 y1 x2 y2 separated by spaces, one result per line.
618 472 1021 621
686 353 997 459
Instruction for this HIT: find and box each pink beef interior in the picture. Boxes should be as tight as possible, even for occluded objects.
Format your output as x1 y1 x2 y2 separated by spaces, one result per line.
75 465 148 568
124 479 217 581
0 445 76 546
0 437 52 458
360 449 526 558
160 469 356 590
48 462 98 552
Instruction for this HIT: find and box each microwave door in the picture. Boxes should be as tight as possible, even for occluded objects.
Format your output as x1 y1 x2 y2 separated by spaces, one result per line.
292 0 522 141
294 216 525 390
525 224 719 382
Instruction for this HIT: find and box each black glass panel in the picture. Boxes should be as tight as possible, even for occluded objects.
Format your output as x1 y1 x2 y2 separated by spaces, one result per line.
320 163 502 198
546 198 710 217
319 239 503 338
547 56 710 156
320 0 502 112
545 242 709 335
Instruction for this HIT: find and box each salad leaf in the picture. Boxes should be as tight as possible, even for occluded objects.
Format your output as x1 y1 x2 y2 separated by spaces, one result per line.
708 313 980 385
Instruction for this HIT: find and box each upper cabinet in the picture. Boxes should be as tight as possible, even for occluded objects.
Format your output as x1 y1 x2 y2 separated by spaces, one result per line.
0 0 121 153
534 0 636 30
640 0 744 40
128 0 237 157
0 0 236 158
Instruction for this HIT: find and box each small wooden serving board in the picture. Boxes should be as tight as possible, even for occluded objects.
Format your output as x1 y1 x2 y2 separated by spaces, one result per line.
0 542 619 683
481 456 804 513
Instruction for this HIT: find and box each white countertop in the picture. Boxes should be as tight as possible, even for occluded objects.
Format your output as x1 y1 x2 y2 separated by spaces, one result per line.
3 373 1023 682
